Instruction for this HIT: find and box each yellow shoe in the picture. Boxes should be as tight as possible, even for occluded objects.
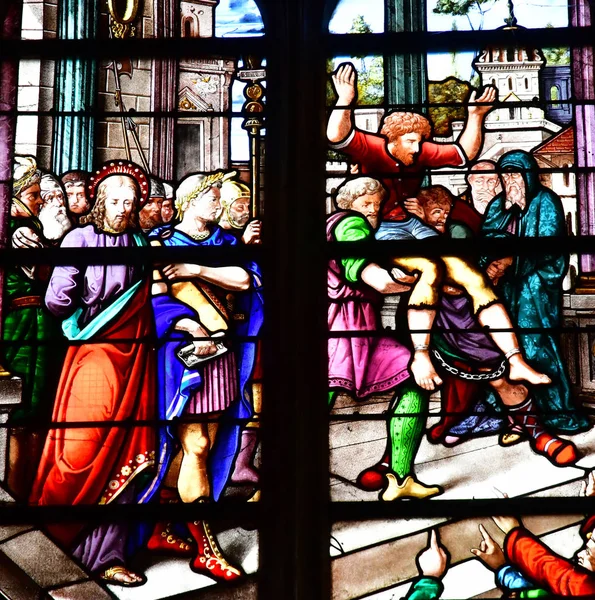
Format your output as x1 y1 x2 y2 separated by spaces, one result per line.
380 474 443 501
499 431 524 446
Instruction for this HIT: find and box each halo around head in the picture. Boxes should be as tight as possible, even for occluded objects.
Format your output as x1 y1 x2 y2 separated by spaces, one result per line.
87 160 149 205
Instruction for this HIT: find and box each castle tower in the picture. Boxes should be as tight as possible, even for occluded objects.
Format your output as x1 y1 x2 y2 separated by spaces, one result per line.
474 43 544 103
472 4 547 127
180 0 219 38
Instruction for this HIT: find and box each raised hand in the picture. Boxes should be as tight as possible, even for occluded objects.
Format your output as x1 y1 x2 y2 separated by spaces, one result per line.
471 524 506 571
416 530 449 578
492 488 521 534
242 220 262 245
404 197 424 219
332 62 357 106
468 85 497 118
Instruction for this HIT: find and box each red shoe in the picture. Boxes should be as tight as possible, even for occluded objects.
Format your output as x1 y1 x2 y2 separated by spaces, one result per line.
147 522 195 556
532 434 578 467
187 520 244 583
356 455 390 492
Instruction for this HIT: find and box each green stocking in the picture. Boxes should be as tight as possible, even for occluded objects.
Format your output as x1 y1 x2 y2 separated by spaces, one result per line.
389 381 427 480
328 390 338 409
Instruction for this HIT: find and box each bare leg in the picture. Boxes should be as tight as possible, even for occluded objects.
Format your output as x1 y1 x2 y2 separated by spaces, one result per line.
408 308 443 391
177 422 211 503
478 303 551 385
489 378 528 406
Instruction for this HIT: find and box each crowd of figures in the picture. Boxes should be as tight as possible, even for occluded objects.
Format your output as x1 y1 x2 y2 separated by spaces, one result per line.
4 156 263 585
5 55 595 595
326 63 595 597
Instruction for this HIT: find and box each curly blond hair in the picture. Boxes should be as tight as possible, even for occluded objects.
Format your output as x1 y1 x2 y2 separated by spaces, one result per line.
380 112 432 144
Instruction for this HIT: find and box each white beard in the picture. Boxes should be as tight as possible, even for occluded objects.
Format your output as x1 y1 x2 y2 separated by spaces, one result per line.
39 205 72 241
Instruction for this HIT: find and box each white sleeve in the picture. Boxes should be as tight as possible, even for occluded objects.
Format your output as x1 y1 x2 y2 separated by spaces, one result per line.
329 129 355 150
454 143 466 165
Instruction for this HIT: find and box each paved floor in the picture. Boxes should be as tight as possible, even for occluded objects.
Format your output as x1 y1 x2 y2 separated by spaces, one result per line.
329 390 595 599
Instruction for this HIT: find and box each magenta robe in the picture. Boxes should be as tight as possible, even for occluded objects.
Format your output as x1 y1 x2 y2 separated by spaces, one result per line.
327 211 410 398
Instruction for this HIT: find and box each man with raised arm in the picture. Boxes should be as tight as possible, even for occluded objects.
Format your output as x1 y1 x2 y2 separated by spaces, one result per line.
327 63 506 392
327 62 496 232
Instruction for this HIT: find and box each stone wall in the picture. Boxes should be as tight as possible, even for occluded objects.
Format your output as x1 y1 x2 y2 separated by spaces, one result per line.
14 0 57 169
95 2 154 166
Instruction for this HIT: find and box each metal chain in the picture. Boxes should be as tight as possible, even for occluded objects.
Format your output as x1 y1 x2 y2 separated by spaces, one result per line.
432 348 507 381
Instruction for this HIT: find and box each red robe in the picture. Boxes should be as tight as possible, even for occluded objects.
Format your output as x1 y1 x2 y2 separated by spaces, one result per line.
30 281 156 547
505 527 595 596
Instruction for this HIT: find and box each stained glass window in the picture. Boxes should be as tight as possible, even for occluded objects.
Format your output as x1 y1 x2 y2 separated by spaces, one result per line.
3 0 595 598
327 0 595 597
1 0 265 596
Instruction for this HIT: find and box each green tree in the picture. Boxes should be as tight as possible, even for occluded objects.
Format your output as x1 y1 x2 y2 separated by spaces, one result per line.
428 77 471 136
433 0 497 30
349 15 373 34
542 25 570 65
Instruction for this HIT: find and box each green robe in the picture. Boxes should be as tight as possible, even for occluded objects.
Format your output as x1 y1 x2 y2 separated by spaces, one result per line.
2 218 61 422
481 151 589 433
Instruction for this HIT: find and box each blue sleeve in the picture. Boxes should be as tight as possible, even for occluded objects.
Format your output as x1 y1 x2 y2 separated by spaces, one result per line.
497 565 536 591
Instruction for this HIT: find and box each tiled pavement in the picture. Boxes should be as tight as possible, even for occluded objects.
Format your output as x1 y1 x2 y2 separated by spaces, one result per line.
329 391 595 599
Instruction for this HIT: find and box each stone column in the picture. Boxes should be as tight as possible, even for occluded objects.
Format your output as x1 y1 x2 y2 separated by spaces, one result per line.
51 0 98 174
573 0 595 285
0 0 23 336
149 0 177 180
385 0 427 107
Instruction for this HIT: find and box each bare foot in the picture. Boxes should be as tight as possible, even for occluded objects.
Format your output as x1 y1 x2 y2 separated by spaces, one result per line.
101 565 146 587
508 355 551 385
410 351 443 391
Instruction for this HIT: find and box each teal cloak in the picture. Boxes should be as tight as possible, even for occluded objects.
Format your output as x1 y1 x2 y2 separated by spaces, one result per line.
482 150 588 433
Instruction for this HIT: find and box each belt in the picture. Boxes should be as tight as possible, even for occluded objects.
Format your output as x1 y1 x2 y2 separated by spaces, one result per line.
9 295 42 309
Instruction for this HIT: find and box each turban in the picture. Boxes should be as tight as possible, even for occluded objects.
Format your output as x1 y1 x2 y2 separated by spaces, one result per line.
12 156 41 198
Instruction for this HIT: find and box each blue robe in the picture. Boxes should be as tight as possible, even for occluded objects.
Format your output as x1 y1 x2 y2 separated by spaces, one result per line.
141 224 264 503
481 150 588 433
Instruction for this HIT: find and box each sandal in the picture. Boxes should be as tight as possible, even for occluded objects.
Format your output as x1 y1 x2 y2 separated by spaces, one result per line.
100 565 147 587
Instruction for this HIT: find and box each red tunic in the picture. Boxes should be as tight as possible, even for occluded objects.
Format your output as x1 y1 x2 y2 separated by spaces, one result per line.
505 527 595 596
336 129 480 231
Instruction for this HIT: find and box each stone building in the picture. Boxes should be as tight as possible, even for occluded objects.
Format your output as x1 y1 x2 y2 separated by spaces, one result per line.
14 0 243 181
431 32 563 195
541 64 572 125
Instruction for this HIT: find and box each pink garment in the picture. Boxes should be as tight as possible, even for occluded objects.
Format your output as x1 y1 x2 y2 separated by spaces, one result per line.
327 212 411 398
185 352 238 414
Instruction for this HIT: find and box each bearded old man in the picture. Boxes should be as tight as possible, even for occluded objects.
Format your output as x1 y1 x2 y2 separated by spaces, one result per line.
39 173 72 243
30 161 156 587
481 150 588 433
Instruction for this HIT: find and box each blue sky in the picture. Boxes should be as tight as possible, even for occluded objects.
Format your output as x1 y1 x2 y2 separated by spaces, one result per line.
329 0 569 81
215 0 264 37
329 0 568 33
